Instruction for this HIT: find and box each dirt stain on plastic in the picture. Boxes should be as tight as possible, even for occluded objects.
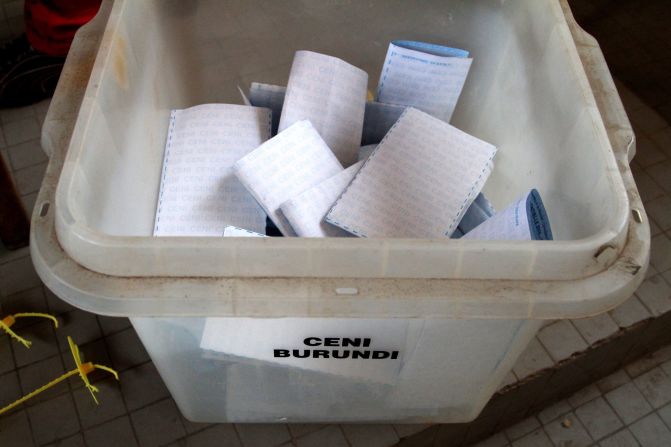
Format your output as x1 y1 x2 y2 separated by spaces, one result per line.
113 36 129 89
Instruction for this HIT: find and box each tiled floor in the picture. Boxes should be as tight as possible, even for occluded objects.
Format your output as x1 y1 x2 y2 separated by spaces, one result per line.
473 346 671 447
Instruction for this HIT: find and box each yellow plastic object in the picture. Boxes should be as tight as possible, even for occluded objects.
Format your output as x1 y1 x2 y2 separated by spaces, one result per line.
0 313 59 348
0 336 119 416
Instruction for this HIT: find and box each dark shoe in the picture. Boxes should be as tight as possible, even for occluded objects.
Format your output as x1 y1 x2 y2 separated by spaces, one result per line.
0 34 65 108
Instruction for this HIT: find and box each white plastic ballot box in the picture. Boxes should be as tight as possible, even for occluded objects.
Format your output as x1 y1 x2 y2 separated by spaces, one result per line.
31 0 650 423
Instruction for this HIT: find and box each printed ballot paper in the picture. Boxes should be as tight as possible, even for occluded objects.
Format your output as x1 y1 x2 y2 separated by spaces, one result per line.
234 120 343 236
153 104 270 236
376 40 472 122
222 225 266 237
326 108 497 238
280 161 364 237
462 189 553 240
279 51 368 166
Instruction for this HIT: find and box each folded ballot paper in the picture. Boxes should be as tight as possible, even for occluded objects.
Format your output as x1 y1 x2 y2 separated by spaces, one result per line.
233 120 343 236
376 40 472 122
280 161 364 237
462 189 553 240
326 107 497 238
153 104 270 236
279 51 368 166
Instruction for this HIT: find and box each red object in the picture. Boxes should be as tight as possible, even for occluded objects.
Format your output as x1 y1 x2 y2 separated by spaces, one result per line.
24 0 101 57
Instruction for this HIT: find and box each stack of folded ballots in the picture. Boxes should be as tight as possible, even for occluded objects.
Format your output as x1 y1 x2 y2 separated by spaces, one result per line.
154 41 553 241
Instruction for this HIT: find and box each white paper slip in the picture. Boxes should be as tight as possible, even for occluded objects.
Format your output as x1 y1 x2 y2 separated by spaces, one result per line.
462 189 553 241
326 108 497 238
223 226 267 237
153 104 271 237
376 40 472 122
200 317 410 384
248 82 286 136
279 51 368 166
362 101 406 146
234 120 343 236
358 144 377 161
280 161 364 237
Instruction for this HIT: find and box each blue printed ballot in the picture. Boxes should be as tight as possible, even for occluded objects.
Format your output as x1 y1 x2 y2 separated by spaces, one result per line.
326 108 497 238
452 193 497 238
153 104 270 236
376 40 472 122
462 189 553 240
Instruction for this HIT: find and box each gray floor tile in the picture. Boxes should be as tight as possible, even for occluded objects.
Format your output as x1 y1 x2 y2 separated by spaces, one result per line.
55 310 103 352
392 423 430 439
510 428 553 447
658 402 671 429
18 355 67 404
26 394 80 445
184 425 241 447
7 139 47 170
120 362 170 411
96 315 131 336
636 275 671 316
295 426 348 447
505 416 540 441
45 433 86 447
537 399 572 424
568 384 602 408
599 429 640 447
543 412 592 447
3 117 40 146
575 396 624 440
340 424 399 447
629 412 671 447
106 328 149 371
650 234 671 272
634 367 671 409
84 416 138 447
0 409 34 446
0 370 21 409
72 377 126 429
0 335 16 375
130 399 186 447
597 370 632 394
609 295 652 328
0 286 47 322
0 255 42 296
605 382 654 424
571 313 620 345
13 162 47 195
287 424 326 438
44 286 76 315
471 432 508 447
538 320 589 362
512 338 554 379
236 423 291 447
12 319 59 368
